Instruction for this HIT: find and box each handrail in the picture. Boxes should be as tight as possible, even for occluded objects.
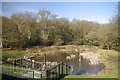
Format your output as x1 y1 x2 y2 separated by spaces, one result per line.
46 62 71 79
2 61 71 79
48 62 71 72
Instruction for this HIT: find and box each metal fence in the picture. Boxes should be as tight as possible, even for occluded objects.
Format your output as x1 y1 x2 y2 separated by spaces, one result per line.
2 61 71 80
14 58 43 70
46 62 71 79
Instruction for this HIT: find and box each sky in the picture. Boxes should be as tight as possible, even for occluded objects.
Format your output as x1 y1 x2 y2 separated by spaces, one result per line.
2 2 118 23
2 0 119 2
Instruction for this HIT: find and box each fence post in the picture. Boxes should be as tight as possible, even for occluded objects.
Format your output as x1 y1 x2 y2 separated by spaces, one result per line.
66 64 67 75
31 59 32 68
52 72 54 80
61 62 63 75
40 73 42 79
14 59 16 66
33 70 34 80
58 63 60 78
20 58 23 67
46 70 50 80
12 63 14 76
69 66 72 74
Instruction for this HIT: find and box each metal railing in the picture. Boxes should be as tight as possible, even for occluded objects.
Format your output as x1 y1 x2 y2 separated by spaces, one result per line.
2 61 71 80
46 62 71 79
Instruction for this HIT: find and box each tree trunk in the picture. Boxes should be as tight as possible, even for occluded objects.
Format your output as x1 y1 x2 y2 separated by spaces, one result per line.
17 23 23 49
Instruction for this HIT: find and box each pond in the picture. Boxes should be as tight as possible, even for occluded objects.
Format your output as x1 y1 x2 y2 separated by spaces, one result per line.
34 52 105 75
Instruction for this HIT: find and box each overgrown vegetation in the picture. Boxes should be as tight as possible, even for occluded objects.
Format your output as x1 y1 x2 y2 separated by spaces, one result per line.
2 9 119 51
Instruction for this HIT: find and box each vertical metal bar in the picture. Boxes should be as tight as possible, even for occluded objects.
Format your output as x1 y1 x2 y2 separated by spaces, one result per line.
41 73 42 79
13 63 14 76
46 70 48 79
22 66 23 78
31 59 32 68
20 58 22 67
52 72 54 80
14 59 16 66
21 58 23 67
66 64 67 75
58 64 60 78
33 70 34 80
62 62 63 75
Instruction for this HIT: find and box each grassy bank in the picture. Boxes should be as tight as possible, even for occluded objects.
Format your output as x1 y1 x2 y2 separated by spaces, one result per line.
2 50 26 62
63 49 118 78
98 49 118 77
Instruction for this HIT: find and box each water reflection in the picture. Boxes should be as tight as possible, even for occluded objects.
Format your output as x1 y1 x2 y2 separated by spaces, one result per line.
34 53 105 75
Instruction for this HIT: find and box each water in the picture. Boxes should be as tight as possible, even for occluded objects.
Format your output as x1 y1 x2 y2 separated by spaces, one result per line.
34 53 105 75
